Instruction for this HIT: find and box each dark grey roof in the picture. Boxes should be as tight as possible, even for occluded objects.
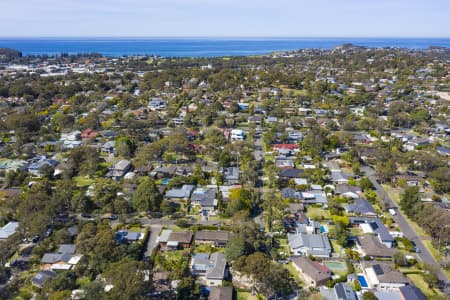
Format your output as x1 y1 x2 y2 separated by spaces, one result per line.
194 231 230 243
223 167 239 181
346 199 376 215
32 270 57 287
288 233 332 253
399 285 426 300
191 188 216 202
206 252 227 280
282 187 301 199
279 168 304 178
334 283 357 300
335 184 361 195
41 252 73 264
57 244 75 254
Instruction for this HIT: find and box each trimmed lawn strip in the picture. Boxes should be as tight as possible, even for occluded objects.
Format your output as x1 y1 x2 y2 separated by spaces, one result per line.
285 262 303 285
407 273 445 299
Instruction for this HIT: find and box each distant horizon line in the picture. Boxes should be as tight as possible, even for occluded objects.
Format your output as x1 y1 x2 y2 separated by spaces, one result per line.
0 36 450 40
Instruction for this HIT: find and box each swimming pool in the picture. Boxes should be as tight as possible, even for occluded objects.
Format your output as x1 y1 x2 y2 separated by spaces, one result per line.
358 275 368 288
320 225 328 233
323 261 347 271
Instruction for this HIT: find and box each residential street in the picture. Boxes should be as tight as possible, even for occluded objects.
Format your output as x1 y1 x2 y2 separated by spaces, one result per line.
144 224 162 258
252 134 266 230
361 165 450 292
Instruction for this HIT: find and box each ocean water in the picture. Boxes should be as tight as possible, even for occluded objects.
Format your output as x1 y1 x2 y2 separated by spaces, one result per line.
0 37 449 57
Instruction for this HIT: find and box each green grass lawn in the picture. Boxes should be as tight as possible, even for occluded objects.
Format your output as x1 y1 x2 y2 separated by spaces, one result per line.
383 185 428 238
407 273 445 299
330 240 344 256
127 225 143 233
422 240 450 279
285 262 303 285
237 292 258 300
73 176 94 187
307 206 330 220
277 86 308 97
275 238 290 257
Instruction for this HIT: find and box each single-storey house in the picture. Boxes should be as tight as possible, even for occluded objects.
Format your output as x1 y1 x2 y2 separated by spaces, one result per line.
106 159 132 181
209 286 233 300
32 270 57 288
356 235 394 258
194 230 230 248
346 199 377 217
335 184 361 199
160 230 193 250
191 252 227 286
40 244 82 271
350 217 394 248
0 221 19 240
360 261 409 289
165 184 195 201
320 283 357 300
287 232 332 257
291 256 331 287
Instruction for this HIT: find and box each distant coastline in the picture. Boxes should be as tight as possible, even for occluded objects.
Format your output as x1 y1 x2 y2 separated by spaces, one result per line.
0 37 449 57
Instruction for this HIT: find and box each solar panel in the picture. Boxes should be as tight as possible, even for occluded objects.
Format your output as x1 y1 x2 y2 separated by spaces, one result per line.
373 264 384 275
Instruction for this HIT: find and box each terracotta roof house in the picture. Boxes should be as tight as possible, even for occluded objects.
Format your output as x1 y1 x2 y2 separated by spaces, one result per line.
81 128 97 139
291 256 331 287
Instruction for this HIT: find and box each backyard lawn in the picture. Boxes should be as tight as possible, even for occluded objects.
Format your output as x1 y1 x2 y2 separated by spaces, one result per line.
237 292 258 300
383 185 428 238
285 262 303 285
307 206 330 220
407 273 445 299
73 176 94 187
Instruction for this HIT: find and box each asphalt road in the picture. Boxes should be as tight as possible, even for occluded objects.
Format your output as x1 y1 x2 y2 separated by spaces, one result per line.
144 224 162 257
361 165 450 292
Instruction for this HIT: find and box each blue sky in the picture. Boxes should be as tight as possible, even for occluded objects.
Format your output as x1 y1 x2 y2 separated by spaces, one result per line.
0 0 449 37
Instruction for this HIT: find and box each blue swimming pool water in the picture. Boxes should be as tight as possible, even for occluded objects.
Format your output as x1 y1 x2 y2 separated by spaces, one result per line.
161 178 170 185
358 275 368 288
320 225 328 233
